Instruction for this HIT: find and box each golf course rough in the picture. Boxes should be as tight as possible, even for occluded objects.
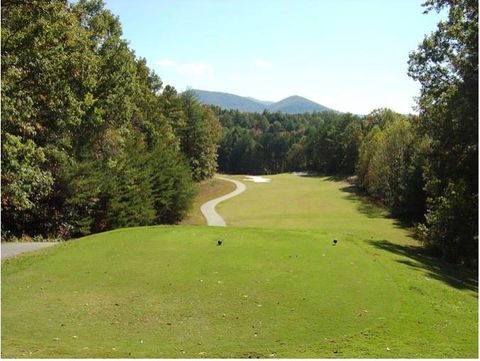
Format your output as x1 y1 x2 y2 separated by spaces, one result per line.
1 174 477 358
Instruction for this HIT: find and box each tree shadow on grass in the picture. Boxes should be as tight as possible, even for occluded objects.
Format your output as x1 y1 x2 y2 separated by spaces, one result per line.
299 172 350 182
336 183 418 233
302 174 397 220
315 176 478 291
337 183 388 219
369 239 478 293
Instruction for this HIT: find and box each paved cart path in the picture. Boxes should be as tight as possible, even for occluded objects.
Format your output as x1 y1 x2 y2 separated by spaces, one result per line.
200 177 246 226
1 242 58 260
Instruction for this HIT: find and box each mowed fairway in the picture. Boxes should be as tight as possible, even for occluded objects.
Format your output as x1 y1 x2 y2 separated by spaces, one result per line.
2 174 477 358
219 174 413 243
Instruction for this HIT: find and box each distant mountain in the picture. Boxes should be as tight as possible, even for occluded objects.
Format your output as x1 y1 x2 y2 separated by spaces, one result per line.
268 95 329 114
193 89 266 112
192 89 333 114
245 97 274 106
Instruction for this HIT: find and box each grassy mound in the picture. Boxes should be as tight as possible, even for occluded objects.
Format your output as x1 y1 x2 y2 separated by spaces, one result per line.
2 226 398 357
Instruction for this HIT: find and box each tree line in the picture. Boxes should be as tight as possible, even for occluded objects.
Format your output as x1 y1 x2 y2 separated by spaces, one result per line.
215 0 478 266
2 0 220 239
216 108 427 215
216 108 358 175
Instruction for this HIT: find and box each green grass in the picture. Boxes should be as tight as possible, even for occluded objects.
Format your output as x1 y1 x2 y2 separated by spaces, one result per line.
2 174 477 358
219 174 413 243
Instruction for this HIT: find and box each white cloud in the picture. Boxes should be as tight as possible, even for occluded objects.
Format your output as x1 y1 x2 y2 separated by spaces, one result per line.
157 59 176 66
176 63 213 76
156 59 213 76
254 58 272 69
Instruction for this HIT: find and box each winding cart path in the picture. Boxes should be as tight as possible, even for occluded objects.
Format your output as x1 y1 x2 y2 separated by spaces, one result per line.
200 177 246 226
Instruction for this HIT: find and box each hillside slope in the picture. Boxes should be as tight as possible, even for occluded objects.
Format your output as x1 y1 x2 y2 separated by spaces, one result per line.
268 95 329 113
193 89 332 114
193 89 267 112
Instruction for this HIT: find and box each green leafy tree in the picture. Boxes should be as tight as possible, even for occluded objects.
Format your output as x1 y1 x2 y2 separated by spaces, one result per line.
160 85 187 138
1 0 205 239
338 115 363 174
106 138 156 229
286 138 307 171
367 119 415 211
356 125 382 190
149 142 195 224
2 0 97 237
181 90 221 181
408 0 478 264
63 157 104 237
356 112 428 221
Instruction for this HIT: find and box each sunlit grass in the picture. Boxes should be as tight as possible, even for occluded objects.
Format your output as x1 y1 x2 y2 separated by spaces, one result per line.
219 174 414 244
1 175 477 358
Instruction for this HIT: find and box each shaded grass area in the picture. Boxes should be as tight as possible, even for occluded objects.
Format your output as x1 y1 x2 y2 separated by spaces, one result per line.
369 239 478 292
336 183 387 219
180 177 236 226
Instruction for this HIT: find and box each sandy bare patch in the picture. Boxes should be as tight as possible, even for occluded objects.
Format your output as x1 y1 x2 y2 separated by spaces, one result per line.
243 175 271 183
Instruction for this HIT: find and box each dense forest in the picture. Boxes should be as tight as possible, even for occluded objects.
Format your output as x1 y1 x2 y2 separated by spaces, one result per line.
2 0 220 238
216 108 427 215
1 0 477 266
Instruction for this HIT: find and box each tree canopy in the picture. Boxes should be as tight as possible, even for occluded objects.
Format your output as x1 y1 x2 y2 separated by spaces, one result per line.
1 0 219 239
407 0 478 265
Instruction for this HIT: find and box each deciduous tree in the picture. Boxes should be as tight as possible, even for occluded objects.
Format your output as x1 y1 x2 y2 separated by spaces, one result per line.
408 0 478 264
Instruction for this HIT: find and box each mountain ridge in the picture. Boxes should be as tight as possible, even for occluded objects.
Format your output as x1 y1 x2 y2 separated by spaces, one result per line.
192 89 333 114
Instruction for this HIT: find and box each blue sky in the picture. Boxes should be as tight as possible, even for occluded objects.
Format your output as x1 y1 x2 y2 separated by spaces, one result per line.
104 0 445 114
